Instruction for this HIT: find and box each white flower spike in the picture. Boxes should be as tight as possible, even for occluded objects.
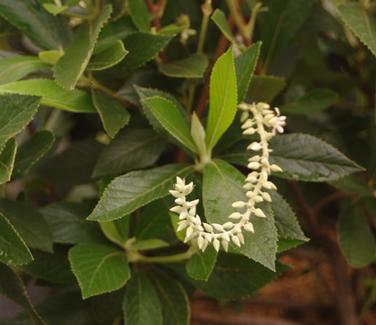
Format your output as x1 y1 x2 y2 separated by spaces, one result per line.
170 102 286 252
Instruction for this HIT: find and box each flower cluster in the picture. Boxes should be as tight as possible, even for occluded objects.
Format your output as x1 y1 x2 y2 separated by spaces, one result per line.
169 102 286 252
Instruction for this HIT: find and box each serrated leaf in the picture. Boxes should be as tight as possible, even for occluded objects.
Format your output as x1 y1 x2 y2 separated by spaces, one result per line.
248 75 286 102
69 244 130 299
186 247 217 281
88 40 128 71
338 204 376 268
93 128 166 178
127 0 151 32
206 47 237 150
14 130 54 176
54 5 112 89
338 3 376 57
269 133 364 182
0 0 69 49
88 164 192 222
211 9 235 43
235 42 261 103
0 79 96 113
203 159 278 270
0 263 46 324
142 96 197 153
0 56 49 85
281 88 338 115
122 272 163 325
0 212 33 266
0 199 53 253
40 202 104 245
159 53 208 78
192 254 286 300
150 270 190 325
100 217 129 246
190 112 207 159
0 138 17 184
0 94 40 148
91 89 130 138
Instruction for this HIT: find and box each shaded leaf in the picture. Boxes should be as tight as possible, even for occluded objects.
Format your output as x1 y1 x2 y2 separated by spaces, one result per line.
159 53 208 78
248 75 286 102
127 0 151 32
211 9 235 43
88 40 128 71
186 247 217 281
0 138 17 184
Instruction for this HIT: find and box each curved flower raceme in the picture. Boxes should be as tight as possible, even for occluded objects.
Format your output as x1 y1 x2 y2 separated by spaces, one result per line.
169 102 286 252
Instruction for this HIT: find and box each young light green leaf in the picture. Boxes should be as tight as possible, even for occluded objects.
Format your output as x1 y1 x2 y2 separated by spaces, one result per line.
88 164 192 222
0 0 69 49
235 42 261 103
159 53 208 78
270 133 364 182
186 247 217 281
131 239 169 251
248 75 286 102
88 40 128 71
0 212 33 266
0 264 46 325
40 202 104 245
0 199 53 253
206 47 237 150
281 88 338 115
91 89 130 138
338 2 376 57
203 159 278 270
54 5 112 90
190 112 207 159
42 3 68 16
0 138 17 185
38 50 63 65
93 128 166 178
0 56 49 85
122 272 163 325
0 79 96 113
211 9 235 43
100 217 129 247
338 205 376 268
142 96 197 153
69 244 130 299
127 0 151 32
0 94 40 148
14 130 55 176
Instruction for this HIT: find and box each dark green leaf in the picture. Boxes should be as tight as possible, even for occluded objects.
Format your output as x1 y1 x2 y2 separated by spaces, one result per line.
186 247 217 281
211 9 235 43
88 40 128 71
100 217 129 246
159 53 208 78
69 243 130 299
248 75 286 102
0 138 17 184
127 0 151 32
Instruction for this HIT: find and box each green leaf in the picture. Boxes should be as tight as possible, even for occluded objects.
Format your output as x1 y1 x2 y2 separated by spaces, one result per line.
270 192 308 249
43 3 68 16
100 217 129 246
93 128 166 178
38 50 63 65
116 32 172 73
127 0 151 32
0 56 49 85
270 133 364 182
40 202 104 245
159 53 208 78
91 89 130 138
190 112 207 159
0 264 46 324
54 5 112 89
192 254 286 300
330 175 372 197
0 94 40 148
338 2 376 57
88 164 192 222
69 243 130 299
150 270 190 325
0 79 96 113
203 159 278 270
122 272 163 325
14 130 54 176
0 212 33 266
206 47 238 150
0 199 53 253
131 239 169 251
142 96 197 153
0 138 17 185
248 75 286 102
211 9 235 43
338 205 376 268
235 42 261 103
0 0 69 49
88 40 128 71
281 88 338 115
186 247 217 281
